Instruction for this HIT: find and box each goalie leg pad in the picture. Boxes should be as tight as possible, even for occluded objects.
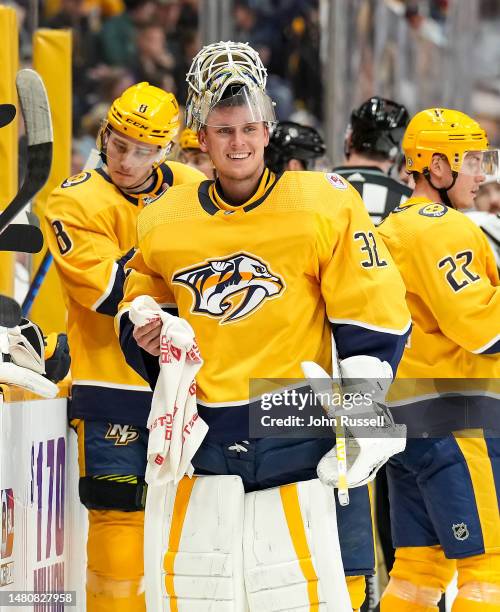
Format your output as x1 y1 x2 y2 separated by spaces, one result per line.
244 478 351 611
145 475 246 611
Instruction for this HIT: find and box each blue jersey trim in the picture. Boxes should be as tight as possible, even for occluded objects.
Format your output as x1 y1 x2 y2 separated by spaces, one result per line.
70 384 152 426
481 338 500 355
331 322 410 375
96 248 135 316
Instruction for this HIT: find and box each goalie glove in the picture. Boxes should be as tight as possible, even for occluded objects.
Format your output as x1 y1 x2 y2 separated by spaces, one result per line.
304 356 406 489
7 318 45 373
0 321 58 398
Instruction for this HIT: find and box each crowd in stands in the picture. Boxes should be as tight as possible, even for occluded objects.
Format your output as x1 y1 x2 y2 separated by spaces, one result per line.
9 0 322 162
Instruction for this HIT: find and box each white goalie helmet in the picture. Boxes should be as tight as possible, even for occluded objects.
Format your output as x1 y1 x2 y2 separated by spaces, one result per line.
185 41 276 130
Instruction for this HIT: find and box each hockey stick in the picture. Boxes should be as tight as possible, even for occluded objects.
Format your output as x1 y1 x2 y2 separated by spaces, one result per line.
301 360 350 506
0 295 22 327
21 148 100 314
0 69 53 236
0 223 43 253
22 250 52 317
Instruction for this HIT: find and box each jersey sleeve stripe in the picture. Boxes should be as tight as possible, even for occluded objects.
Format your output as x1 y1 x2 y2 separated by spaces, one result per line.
471 334 500 355
72 379 151 391
329 317 411 336
331 322 411 376
91 261 119 313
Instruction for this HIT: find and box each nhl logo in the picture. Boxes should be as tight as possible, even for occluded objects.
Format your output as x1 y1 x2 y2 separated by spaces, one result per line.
452 523 469 541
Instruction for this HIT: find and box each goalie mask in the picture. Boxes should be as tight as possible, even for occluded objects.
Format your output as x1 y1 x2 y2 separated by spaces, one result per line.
185 41 276 130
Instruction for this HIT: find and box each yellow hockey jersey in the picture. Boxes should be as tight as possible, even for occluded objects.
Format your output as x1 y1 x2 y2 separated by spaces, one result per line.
118 170 411 439
44 161 205 425
379 197 500 379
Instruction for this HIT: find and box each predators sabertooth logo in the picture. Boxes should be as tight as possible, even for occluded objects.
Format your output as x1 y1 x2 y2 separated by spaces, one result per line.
173 252 285 324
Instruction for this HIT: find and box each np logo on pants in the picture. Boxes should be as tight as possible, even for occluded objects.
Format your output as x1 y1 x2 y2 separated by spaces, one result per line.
452 522 469 541
105 424 140 446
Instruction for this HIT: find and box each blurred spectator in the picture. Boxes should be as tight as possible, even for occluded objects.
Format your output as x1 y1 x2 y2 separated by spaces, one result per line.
96 66 136 103
44 0 124 20
475 178 500 213
178 0 198 30
171 27 200 104
99 0 156 66
84 0 124 18
287 5 322 120
44 0 102 130
132 21 175 90
156 0 182 56
266 73 294 120
234 1 274 49
45 0 100 71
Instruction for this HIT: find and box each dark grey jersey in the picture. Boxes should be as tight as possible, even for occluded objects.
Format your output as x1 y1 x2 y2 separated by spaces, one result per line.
334 166 411 225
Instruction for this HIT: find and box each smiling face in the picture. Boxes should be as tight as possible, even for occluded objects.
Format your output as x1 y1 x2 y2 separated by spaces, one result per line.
198 105 269 185
104 129 163 190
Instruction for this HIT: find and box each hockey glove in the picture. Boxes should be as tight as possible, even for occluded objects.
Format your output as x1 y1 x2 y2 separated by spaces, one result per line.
0 321 58 398
304 356 406 488
44 333 71 382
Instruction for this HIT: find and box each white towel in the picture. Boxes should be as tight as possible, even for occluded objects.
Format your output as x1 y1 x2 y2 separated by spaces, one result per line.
129 296 208 486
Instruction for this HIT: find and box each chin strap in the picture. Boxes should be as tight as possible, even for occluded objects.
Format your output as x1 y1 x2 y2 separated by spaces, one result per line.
423 168 458 208
121 170 158 194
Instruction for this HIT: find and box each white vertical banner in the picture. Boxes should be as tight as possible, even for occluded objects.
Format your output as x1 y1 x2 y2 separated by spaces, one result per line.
0 388 87 610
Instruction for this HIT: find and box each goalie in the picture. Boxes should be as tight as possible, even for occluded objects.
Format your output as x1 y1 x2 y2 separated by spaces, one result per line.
118 41 411 611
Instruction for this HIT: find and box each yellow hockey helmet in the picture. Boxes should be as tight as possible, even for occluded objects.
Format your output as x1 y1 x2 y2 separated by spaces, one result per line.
106 82 180 147
179 127 200 150
403 108 489 173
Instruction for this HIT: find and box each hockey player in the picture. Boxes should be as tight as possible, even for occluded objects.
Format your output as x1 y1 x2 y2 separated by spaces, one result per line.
43 82 205 612
177 126 215 178
117 41 411 611
264 120 326 173
336 98 413 595
377 109 500 612
335 96 411 224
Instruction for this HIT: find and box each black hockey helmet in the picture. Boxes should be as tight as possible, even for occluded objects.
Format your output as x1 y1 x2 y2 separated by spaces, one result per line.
265 121 326 173
347 96 409 160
